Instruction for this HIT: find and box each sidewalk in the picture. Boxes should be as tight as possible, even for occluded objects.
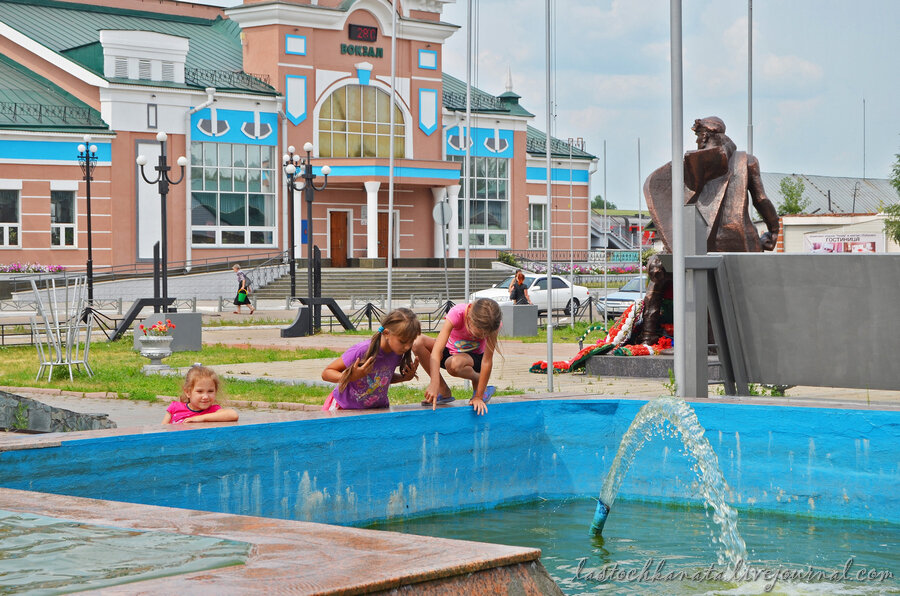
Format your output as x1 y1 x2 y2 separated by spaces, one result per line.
6 315 899 431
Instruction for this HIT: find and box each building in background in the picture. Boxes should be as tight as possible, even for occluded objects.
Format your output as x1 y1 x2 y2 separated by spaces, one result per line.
0 0 596 274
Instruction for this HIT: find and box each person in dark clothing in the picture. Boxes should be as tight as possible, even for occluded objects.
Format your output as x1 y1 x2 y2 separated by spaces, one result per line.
508 271 531 305
232 264 255 315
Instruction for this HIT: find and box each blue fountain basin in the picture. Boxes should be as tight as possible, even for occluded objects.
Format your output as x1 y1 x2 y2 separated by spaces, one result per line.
0 399 896 525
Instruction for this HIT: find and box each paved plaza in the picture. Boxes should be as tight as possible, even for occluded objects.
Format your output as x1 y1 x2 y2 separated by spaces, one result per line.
4 306 898 430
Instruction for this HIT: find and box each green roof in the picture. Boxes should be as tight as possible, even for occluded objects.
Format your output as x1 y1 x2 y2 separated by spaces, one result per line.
525 126 595 160
441 73 594 159
0 53 108 132
442 72 533 117
0 0 274 94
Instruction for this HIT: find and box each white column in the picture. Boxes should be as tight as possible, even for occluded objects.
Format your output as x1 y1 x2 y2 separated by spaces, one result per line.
364 180 381 258
431 187 446 258
446 183 460 257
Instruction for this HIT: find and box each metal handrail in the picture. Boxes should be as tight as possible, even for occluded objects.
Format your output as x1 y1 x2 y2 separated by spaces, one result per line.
245 251 289 291
3 250 285 295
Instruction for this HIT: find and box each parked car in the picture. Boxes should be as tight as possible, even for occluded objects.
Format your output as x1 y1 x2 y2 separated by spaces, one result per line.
595 275 647 318
470 274 590 315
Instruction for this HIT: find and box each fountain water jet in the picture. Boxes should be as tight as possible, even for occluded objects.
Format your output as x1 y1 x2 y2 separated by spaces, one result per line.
590 397 747 566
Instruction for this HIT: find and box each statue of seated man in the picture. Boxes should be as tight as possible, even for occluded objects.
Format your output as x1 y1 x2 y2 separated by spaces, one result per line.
640 116 780 345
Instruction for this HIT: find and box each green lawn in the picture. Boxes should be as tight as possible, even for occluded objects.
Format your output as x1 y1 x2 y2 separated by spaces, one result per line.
0 336 457 406
0 340 341 404
517 321 609 344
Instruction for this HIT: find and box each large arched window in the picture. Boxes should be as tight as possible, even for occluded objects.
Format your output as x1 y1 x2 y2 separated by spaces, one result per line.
318 85 405 158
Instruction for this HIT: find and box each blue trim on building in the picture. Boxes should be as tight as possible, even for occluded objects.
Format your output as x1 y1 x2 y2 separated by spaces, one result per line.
0 139 112 163
417 49 437 70
285 75 307 126
418 88 438 136
310 165 460 180
445 126 514 158
285 34 307 56
526 166 590 183
356 68 371 86
190 109 278 146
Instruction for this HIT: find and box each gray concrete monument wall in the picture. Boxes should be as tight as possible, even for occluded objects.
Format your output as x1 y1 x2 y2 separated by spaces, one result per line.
722 253 900 390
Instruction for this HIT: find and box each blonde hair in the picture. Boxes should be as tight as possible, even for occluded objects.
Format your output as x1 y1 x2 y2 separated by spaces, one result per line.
338 308 421 391
180 365 221 404
465 298 502 355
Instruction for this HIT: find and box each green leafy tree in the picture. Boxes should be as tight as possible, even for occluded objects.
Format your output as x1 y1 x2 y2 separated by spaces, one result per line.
884 153 900 245
777 176 811 215
591 195 617 211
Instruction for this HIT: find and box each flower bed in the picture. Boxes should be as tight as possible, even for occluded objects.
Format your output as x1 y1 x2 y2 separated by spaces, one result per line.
0 263 66 273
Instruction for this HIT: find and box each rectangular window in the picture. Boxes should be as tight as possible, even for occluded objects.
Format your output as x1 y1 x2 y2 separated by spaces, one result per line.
190 142 277 247
0 189 21 247
528 203 546 249
450 156 509 248
50 190 76 247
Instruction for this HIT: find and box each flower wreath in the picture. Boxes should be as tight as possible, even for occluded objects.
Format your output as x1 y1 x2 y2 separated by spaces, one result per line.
530 300 651 374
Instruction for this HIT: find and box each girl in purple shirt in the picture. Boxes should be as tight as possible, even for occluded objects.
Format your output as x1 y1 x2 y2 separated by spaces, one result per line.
321 308 421 410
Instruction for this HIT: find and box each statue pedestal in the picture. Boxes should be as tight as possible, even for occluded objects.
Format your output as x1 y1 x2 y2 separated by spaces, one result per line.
585 353 722 381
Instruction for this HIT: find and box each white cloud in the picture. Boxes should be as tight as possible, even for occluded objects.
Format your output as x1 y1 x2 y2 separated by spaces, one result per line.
761 54 824 87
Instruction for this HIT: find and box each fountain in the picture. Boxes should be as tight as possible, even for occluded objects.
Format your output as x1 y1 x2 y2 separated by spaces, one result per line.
590 397 747 566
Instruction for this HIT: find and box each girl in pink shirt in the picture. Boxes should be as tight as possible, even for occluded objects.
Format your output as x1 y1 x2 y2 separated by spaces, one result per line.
413 298 502 416
163 365 239 424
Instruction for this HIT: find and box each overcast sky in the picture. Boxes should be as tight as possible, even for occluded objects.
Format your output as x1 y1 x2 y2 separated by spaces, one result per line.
204 0 899 210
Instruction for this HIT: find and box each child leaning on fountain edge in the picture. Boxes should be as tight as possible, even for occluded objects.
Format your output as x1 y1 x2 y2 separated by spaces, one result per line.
163 365 239 424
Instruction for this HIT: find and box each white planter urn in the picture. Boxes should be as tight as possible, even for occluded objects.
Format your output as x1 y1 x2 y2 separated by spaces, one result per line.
138 334 174 372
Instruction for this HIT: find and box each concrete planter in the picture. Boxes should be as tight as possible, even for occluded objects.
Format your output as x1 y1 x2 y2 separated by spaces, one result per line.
499 303 538 337
138 334 174 373
133 313 202 352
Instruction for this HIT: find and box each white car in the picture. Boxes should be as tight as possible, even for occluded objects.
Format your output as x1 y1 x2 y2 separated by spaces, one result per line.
595 275 647 318
470 274 591 315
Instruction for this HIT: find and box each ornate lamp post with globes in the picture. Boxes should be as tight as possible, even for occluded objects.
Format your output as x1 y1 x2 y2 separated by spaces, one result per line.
136 132 187 313
283 143 330 320
76 135 98 302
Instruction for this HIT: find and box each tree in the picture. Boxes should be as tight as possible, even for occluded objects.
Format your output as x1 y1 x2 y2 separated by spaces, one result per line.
884 153 900 245
777 176 811 215
591 195 617 211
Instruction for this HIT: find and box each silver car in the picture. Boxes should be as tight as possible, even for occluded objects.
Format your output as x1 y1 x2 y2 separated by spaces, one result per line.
595 275 647 318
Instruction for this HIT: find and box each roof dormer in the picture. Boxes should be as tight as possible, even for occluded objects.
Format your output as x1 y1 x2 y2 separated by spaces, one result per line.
99 30 189 84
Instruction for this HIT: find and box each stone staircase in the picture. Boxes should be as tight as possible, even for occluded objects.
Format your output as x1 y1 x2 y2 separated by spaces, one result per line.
253 268 512 303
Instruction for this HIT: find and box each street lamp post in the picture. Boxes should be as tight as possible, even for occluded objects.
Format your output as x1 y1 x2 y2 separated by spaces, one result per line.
76 135 98 303
136 132 187 313
283 142 330 332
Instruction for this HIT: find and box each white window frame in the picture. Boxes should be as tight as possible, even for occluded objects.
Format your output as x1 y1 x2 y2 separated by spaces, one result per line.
450 156 510 249
50 187 77 248
190 142 278 248
316 83 409 159
0 182 22 248
528 201 547 250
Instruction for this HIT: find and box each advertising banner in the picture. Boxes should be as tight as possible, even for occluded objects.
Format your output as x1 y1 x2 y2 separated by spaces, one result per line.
803 232 884 253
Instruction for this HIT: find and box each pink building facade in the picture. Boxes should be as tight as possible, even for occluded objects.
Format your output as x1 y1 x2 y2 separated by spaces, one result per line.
0 0 595 273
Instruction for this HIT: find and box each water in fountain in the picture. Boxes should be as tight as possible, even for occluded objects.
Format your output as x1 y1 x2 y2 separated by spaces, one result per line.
590 397 747 567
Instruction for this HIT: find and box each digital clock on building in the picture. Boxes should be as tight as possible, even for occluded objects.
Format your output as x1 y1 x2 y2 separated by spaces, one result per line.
348 24 378 42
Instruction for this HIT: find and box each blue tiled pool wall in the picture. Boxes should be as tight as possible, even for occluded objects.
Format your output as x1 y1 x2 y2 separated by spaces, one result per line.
0 400 896 524
542 401 899 522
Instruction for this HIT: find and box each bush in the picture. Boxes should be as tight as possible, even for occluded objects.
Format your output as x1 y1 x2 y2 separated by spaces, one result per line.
497 251 519 267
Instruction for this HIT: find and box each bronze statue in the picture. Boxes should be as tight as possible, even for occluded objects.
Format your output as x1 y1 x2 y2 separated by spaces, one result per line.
639 117 780 345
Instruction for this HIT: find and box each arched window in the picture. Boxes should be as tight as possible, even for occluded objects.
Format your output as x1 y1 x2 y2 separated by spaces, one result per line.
318 85 405 158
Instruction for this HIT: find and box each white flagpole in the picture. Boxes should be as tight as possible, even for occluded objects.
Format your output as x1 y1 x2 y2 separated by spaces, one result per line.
387 0 398 310
545 0 553 392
